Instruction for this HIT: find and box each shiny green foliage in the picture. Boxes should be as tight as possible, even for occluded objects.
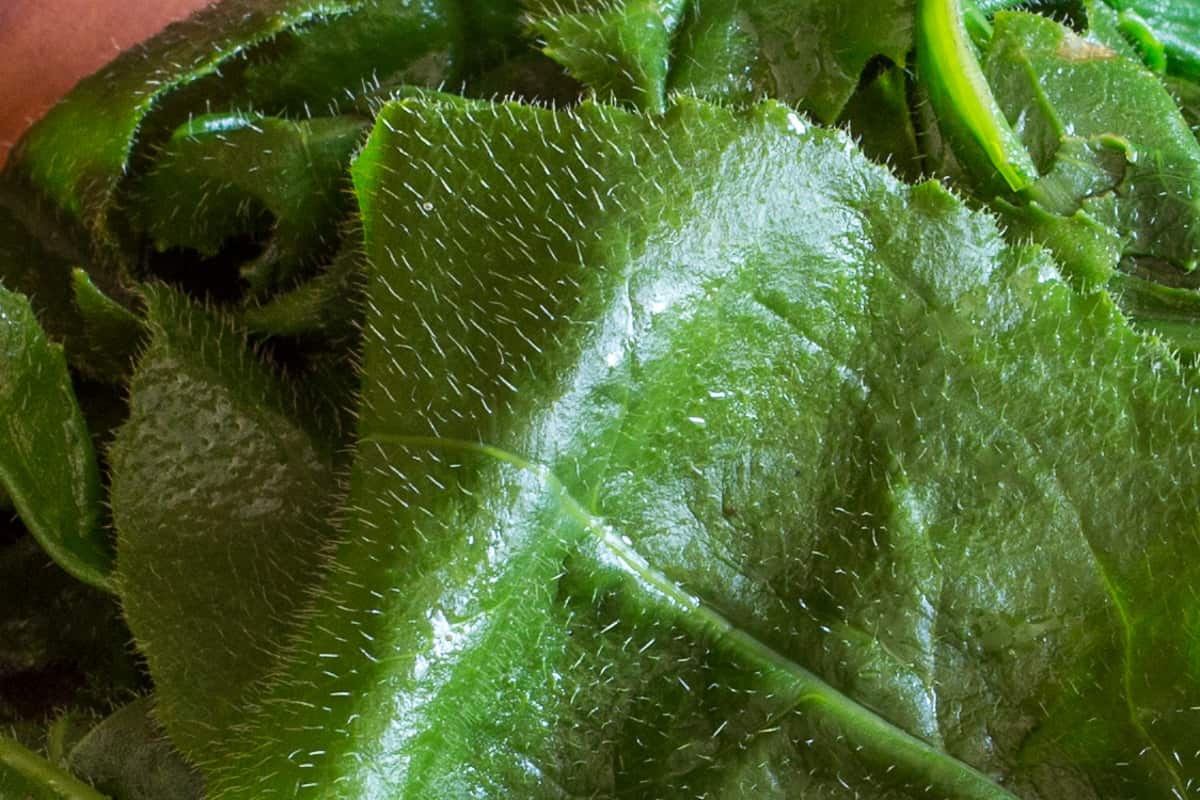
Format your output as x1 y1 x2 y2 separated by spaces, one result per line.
109 286 339 759
920 1 1200 349
196 94 1200 798
1104 0 1200 78
7 0 1200 797
0 285 109 589
525 0 913 120
917 0 1040 193
984 8 1200 271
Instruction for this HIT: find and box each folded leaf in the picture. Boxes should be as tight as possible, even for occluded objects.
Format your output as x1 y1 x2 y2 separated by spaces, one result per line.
0 180 116 381
180 95 1200 798
525 0 913 120
128 113 368 294
3 0 467 251
66 697 204 800
110 286 339 760
70 269 143 381
239 243 364 340
0 285 110 590
1102 0 1200 79
983 7 1200 271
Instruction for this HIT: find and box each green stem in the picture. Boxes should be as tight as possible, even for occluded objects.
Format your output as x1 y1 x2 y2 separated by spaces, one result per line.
917 0 1039 194
0 735 109 800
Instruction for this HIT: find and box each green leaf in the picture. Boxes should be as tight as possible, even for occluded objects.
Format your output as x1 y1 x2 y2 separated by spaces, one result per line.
239 236 364 340
66 697 204 800
70 269 143 381
179 95 1200 798
1102 0 1200 79
524 0 687 113
127 113 368 294
0 285 110 590
3 0 468 252
0 179 113 381
982 7 1200 271
110 286 339 761
525 0 914 120
837 65 925 182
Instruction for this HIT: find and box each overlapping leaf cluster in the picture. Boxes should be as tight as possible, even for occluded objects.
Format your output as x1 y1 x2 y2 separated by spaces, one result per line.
3 0 1200 798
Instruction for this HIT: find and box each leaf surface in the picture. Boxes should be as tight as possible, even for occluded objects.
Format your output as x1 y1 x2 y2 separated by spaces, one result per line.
0 285 109 589
127 113 367 294
110 286 338 760
525 0 913 119
66 697 205 800
171 95 1200 798
3 0 466 248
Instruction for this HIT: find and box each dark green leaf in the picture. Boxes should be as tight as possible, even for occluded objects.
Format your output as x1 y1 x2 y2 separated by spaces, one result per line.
0 285 110 590
239 237 364 340
181 95 1200 798
66 697 204 800
837 64 925 182
2 0 469 252
70 270 143 381
0 179 110 381
110 286 339 760
526 0 914 120
127 113 368 294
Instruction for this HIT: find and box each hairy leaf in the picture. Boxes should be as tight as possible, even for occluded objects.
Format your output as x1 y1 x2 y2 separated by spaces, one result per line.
127 113 367 294
2 0 468 250
984 7 1200 271
166 95 1200 798
67 697 204 800
525 0 913 120
110 286 338 759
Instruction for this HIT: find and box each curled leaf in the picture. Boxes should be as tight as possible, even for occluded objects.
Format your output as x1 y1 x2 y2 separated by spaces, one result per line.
0 285 110 590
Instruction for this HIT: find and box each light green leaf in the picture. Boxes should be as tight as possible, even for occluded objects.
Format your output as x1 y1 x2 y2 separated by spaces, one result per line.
0 736 108 800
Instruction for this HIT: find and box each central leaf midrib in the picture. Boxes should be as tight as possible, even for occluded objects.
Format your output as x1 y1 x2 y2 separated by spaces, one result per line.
363 432 1020 800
